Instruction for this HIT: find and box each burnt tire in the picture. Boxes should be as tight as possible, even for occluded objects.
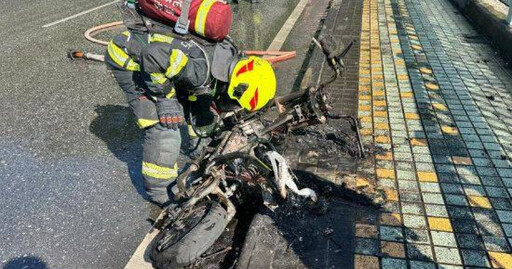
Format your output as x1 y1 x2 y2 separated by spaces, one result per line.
150 202 229 269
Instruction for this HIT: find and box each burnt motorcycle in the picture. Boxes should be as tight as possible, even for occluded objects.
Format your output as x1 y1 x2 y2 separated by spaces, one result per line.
149 36 361 269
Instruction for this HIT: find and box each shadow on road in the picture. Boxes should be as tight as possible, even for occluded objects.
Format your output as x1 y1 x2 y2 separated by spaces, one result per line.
89 105 147 199
3 256 48 269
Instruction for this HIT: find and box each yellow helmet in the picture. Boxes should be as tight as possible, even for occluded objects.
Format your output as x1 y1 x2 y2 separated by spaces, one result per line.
227 56 276 111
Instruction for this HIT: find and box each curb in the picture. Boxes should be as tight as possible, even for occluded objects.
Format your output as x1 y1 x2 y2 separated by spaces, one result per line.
450 0 512 62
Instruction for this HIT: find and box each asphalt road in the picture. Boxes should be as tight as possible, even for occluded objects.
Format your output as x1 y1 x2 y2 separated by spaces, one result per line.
0 0 302 268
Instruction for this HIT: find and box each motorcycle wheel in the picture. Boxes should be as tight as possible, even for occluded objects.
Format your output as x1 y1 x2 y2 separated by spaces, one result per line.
150 201 229 269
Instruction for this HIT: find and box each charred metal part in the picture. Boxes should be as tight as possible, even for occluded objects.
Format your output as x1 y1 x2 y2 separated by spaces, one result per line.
325 113 366 158
200 246 233 259
212 186 236 220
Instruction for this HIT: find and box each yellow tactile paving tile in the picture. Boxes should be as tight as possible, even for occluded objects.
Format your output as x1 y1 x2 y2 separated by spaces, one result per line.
373 100 387 107
432 103 447 111
356 177 371 188
380 213 402 226
360 116 372 123
405 113 420 120
374 122 389 130
425 82 440 91
409 138 428 147
373 110 387 118
361 129 373 136
411 44 422 51
441 126 459 135
384 189 399 201
417 172 438 182
359 105 372 111
400 92 413 98
428 217 453 232
488 252 512 269
372 90 385 96
467 196 493 209
375 136 391 144
376 168 395 179
397 74 409 80
420 67 432 74
376 151 393 160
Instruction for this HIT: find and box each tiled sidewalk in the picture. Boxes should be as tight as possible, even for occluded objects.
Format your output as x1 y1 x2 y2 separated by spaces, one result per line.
354 0 512 268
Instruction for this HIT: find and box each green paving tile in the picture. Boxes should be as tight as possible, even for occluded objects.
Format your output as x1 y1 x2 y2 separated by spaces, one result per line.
377 160 395 169
437 265 463 269
403 214 428 229
407 244 435 261
355 238 380 255
459 174 482 185
441 183 464 194
397 170 416 180
504 223 512 237
402 203 425 215
460 249 490 267
396 161 415 170
433 155 452 164
490 198 512 210
415 162 435 172
456 233 485 250
381 258 407 269
420 182 441 193
481 177 503 187
482 236 511 252
398 180 420 192
425 205 449 217
436 164 456 174
447 206 473 220
452 220 479 234
409 260 436 269
473 209 499 223
468 149 487 158
476 221 505 237
498 169 512 178
422 193 444 204
485 186 510 198
476 167 499 177
472 158 492 167
463 185 486 196
444 194 468 206
400 192 423 203
380 226 405 242
431 231 457 247
434 246 462 265
503 178 512 187
405 228 431 245
496 210 512 223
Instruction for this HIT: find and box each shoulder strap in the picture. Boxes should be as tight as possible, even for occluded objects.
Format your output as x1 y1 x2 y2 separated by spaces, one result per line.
175 0 193 35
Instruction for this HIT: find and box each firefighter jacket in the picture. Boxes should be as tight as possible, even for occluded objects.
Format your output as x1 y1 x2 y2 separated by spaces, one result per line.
105 29 216 129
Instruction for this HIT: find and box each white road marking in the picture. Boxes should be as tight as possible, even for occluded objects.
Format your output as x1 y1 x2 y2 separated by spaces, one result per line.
267 0 310 51
124 211 165 269
42 0 120 28
123 1 311 268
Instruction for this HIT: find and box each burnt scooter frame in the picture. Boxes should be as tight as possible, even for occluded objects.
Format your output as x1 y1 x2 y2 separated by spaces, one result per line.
157 36 364 250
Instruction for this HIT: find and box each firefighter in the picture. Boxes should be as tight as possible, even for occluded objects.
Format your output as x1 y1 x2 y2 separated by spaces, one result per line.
105 6 276 206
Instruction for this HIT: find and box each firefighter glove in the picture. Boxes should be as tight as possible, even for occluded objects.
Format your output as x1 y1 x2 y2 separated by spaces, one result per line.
155 97 184 130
